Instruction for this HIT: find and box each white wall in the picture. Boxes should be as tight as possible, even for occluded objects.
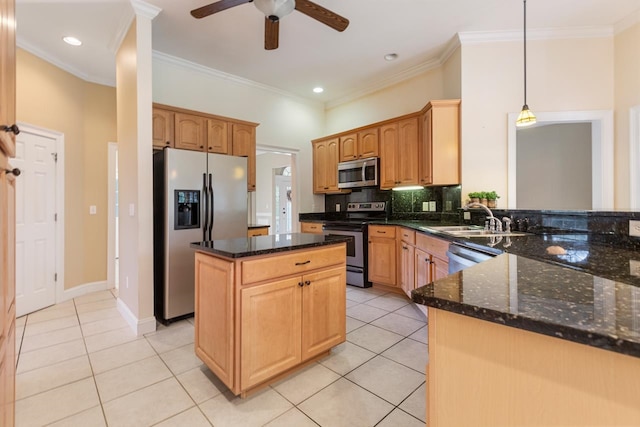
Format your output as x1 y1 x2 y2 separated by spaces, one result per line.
152 55 326 213
460 36 614 207
325 67 445 134
614 20 640 209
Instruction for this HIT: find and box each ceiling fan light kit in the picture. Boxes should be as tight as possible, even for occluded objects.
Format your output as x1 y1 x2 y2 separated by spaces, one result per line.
254 0 295 21
191 0 349 50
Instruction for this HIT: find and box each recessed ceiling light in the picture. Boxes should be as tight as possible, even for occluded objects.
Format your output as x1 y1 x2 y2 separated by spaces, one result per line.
313 87 324 93
384 53 398 61
63 36 82 46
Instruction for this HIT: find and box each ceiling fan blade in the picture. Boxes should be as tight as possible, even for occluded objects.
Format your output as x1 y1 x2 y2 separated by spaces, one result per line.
191 0 252 19
265 18 279 50
294 0 349 32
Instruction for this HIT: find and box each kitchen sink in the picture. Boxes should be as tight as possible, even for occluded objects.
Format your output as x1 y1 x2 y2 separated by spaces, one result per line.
420 225 531 238
418 225 484 232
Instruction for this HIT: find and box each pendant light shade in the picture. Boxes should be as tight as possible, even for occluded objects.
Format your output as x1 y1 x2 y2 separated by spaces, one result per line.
254 0 295 21
516 0 536 128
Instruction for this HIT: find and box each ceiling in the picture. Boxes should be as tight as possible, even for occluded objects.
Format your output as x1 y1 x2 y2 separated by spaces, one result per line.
15 0 640 105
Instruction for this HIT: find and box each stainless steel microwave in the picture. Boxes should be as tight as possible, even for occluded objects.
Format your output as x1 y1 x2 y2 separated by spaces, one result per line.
338 157 378 189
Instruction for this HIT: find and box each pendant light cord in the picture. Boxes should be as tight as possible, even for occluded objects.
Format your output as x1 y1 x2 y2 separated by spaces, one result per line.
523 0 527 106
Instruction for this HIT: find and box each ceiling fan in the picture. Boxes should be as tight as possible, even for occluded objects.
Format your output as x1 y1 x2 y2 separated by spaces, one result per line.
191 0 349 50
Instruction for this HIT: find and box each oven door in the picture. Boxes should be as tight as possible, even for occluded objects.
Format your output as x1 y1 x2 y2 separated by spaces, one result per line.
322 226 365 287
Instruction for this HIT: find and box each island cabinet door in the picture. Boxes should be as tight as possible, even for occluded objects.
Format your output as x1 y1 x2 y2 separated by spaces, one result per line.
194 253 235 390
301 266 346 360
240 277 302 390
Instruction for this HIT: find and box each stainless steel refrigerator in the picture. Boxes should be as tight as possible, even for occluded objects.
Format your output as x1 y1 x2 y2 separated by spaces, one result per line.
153 148 248 323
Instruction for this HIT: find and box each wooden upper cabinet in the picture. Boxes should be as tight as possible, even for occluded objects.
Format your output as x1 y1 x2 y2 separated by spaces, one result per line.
0 0 16 158
339 133 357 162
339 128 379 162
312 138 344 194
397 117 419 186
175 113 206 151
420 100 461 186
206 118 229 154
231 123 256 192
152 108 174 149
379 117 419 189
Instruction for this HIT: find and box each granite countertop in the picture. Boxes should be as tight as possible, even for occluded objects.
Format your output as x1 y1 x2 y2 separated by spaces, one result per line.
191 233 350 259
412 253 640 358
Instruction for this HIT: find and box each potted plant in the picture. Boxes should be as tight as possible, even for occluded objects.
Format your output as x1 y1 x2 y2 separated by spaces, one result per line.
468 192 481 204
478 191 488 206
486 191 500 208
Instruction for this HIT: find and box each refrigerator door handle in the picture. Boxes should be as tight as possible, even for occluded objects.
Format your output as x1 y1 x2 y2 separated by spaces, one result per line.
202 173 209 241
208 173 214 241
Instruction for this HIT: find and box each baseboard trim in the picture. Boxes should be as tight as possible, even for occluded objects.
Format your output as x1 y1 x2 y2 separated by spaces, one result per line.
117 298 157 336
61 280 111 302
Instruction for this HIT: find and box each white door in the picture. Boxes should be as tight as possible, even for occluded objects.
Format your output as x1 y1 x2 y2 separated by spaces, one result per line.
274 174 292 234
14 128 57 316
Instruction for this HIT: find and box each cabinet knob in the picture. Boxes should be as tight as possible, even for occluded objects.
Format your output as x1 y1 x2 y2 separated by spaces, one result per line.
304 280 311 286
208 146 212 150
298 281 304 287
200 145 204 149
165 141 170 145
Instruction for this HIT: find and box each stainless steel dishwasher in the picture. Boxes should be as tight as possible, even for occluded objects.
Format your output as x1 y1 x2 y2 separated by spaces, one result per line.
446 242 496 274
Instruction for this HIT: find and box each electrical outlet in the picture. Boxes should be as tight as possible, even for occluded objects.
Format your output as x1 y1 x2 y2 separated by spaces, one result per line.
129 203 135 217
464 212 471 220
125 276 129 289
422 202 428 212
630 260 640 277
89 205 97 215
445 201 452 211
335 203 341 212
630 220 640 237
429 201 437 211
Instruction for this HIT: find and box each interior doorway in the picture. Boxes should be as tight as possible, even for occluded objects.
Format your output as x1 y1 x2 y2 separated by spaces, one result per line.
507 110 614 210
107 142 119 293
274 170 292 234
255 146 298 234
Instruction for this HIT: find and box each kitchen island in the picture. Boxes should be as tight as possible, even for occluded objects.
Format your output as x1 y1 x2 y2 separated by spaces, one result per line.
191 234 348 397
412 253 640 426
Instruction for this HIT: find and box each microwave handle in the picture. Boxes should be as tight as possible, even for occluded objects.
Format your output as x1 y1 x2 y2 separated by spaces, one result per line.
362 162 366 182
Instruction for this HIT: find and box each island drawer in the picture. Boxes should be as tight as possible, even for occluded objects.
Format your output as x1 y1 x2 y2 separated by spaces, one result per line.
241 244 346 285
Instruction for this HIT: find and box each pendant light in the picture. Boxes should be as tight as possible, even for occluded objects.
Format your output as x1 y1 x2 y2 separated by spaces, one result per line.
516 0 536 127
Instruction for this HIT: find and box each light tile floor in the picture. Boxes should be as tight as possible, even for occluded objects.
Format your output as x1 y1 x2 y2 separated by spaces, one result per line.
14 286 428 426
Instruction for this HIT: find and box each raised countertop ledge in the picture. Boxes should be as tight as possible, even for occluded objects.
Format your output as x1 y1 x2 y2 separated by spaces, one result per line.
191 233 350 258
247 224 270 229
412 253 640 358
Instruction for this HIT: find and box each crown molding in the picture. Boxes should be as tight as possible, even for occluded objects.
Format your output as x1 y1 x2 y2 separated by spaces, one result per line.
108 5 135 54
130 0 161 20
458 26 613 44
152 50 323 108
614 8 640 34
17 38 116 87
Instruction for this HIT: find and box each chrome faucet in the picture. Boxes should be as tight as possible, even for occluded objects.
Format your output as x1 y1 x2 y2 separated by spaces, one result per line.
462 202 501 232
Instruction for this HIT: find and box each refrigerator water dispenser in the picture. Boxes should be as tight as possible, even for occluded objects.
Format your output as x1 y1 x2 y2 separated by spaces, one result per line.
174 190 200 229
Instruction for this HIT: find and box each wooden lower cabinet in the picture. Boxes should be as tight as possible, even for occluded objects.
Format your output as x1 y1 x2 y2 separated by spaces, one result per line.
195 244 346 396
367 225 397 287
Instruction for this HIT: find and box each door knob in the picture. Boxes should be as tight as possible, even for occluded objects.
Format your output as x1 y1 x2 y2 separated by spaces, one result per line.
2 168 20 176
1 124 20 135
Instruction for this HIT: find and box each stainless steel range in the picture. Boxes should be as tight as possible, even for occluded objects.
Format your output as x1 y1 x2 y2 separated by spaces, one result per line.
322 202 388 288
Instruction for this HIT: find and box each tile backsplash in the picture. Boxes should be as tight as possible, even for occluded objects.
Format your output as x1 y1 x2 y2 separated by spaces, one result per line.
324 185 462 217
